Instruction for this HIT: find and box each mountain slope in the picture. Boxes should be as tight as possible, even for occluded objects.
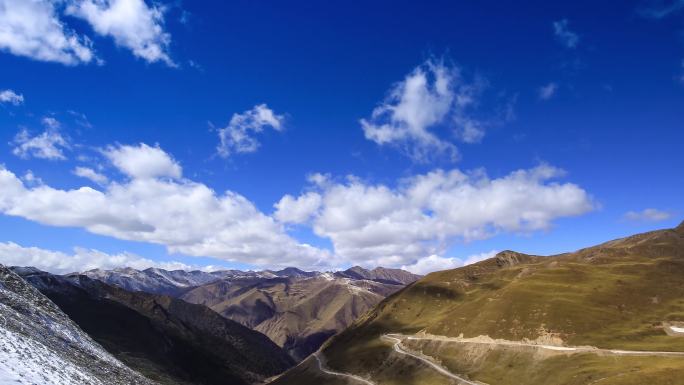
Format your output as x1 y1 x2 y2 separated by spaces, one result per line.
16 269 294 385
181 274 407 361
0 265 153 385
335 266 421 285
273 222 684 385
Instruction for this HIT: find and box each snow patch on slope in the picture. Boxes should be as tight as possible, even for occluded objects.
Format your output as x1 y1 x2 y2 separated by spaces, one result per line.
0 328 105 385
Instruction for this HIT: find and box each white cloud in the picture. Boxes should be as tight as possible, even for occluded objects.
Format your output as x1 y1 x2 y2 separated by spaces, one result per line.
0 145 332 269
217 104 285 157
104 143 181 179
401 255 462 275
21 170 43 186
280 164 594 267
73 166 108 185
65 0 173 65
0 241 211 274
553 19 579 48
0 0 95 65
623 208 672 222
361 59 496 162
453 115 485 144
0 89 24 105
538 82 558 100
462 250 499 265
41 116 60 129
0 143 595 272
11 128 70 160
401 250 499 275
274 192 322 224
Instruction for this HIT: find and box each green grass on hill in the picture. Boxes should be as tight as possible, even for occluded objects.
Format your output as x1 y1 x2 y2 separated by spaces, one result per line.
274 223 684 385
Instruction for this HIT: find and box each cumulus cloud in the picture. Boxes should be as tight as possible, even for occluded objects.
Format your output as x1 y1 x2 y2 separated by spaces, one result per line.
623 208 672 222
104 143 181 179
0 145 332 269
0 0 95 65
538 82 558 100
401 254 462 275
401 250 499 275
274 192 322 224
73 166 108 185
11 128 70 160
0 241 213 274
553 19 579 48
0 89 24 105
65 0 173 65
279 165 594 267
217 104 285 157
361 59 498 162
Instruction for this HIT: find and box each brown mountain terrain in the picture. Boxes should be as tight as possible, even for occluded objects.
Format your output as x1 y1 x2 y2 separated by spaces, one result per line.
273 222 684 385
80 265 419 362
181 273 411 361
15 269 294 385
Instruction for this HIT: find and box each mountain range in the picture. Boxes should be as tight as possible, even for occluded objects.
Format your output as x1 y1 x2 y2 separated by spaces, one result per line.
4 223 683 384
273 221 684 385
84 265 421 360
82 266 419 296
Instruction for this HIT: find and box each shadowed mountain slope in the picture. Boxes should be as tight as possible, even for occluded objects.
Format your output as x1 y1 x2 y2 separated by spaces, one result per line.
0 265 154 384
181 273 410 361
15 269 294 385
81 265 420 362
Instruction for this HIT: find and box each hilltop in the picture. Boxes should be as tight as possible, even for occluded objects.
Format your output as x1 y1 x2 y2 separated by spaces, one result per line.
274 221 684 385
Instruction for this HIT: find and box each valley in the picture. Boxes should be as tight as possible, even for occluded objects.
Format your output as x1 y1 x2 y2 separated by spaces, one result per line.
86 265 419 361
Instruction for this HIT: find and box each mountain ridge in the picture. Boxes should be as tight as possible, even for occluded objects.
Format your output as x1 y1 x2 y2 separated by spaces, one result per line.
82 265 420 297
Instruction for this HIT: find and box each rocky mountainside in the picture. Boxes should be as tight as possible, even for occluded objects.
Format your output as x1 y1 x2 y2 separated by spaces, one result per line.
15 268 294 385
334 266 421 285
180 272 412 361
81 267 244 296
274 222 684 385
0 265 153 385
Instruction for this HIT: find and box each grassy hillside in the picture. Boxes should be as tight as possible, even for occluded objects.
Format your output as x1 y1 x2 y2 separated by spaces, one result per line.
274 222 684 385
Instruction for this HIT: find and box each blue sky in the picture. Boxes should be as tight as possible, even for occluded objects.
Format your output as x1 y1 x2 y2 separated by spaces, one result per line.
0 0 682 274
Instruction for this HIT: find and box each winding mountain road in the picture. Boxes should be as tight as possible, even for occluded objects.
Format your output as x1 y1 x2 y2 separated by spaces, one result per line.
392 333 684 357
381 335 483 385
310 332 684 385
312 352 376 385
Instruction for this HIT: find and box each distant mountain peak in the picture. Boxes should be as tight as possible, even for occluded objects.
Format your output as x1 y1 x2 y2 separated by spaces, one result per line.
336 265 421 285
